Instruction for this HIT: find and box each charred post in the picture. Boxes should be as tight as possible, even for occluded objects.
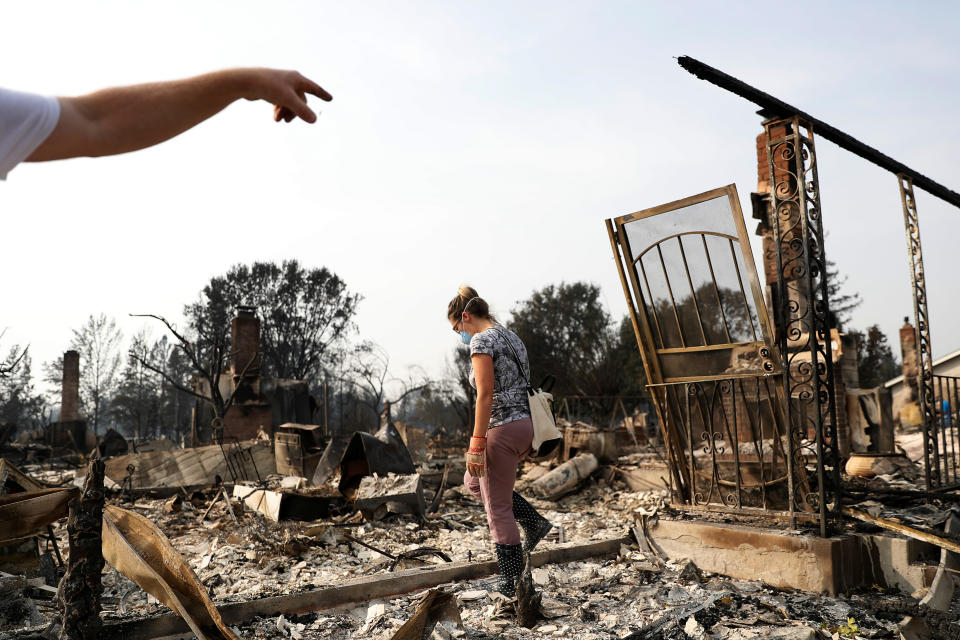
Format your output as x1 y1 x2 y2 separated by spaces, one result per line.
55 458 105 640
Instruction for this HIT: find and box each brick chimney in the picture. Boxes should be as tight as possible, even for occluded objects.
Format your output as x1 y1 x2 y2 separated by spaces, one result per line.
756 122 792 196
900 317 919 403
231 306 261 377
61 350 80 421
754 121 809 330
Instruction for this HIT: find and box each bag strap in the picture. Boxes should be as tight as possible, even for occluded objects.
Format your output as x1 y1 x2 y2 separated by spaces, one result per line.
491 327 532 390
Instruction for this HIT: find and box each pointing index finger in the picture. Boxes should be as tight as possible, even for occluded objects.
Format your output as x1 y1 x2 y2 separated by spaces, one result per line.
301 76 333 102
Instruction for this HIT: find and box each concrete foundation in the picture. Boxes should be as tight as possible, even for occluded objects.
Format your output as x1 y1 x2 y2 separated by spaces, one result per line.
649 518 940 595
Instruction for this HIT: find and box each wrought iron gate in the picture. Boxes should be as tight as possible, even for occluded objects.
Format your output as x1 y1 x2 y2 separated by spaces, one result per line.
606 184 832 529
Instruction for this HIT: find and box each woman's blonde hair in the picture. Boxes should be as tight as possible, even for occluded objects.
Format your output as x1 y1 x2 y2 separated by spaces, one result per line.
447 285 494 322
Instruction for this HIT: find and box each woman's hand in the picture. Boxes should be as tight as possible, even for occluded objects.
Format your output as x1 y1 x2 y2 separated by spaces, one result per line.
466 435 487 477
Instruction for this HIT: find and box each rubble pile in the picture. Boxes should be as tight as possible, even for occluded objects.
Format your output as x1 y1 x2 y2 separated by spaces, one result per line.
86 471 664 619
224 554 942 640
3 414 960 640
5 459 959 639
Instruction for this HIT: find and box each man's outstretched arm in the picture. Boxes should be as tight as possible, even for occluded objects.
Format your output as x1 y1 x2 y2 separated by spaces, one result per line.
26 68 331 161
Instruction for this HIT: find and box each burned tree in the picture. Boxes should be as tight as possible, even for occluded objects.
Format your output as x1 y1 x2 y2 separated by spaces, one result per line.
0 348 49 432
0 329 28 379
184 260 360 382
446 345 476 430
339 342 430 431
128 313 260 443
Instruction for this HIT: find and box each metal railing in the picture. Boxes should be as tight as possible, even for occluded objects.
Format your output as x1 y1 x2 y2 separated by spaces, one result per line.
927 374 960 488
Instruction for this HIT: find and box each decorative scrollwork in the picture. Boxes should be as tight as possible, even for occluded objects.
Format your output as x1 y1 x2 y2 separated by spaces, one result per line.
803 491 820 511
899 174 940 488
766 117 840 536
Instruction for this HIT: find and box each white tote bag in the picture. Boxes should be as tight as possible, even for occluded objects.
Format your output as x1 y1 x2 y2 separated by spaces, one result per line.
527 386 562 461
493 328 563 460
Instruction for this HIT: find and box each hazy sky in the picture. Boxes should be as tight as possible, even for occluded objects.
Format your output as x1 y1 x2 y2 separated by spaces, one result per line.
3 1 960 393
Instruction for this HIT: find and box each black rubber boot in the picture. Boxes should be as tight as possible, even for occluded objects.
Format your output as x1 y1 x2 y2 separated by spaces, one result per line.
512 491 553 554
494 543 524 598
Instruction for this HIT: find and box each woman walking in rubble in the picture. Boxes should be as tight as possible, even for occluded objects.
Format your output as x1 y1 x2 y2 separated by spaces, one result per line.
447 286 553 598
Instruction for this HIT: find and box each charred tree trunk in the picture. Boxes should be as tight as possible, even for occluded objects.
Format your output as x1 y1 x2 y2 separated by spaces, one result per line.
56 458 105 640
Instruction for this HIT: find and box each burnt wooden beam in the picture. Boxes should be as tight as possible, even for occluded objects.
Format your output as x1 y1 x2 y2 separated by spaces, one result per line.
677 55 960 210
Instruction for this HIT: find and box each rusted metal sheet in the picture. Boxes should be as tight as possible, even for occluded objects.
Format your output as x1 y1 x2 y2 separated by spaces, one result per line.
102 504 239 640
0 487 77 542
0 458 46 494
338 423 416 499
388 589 461 640
103 439 275 492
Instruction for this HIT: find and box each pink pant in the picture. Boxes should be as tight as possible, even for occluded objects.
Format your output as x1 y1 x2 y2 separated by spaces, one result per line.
464 417 533 544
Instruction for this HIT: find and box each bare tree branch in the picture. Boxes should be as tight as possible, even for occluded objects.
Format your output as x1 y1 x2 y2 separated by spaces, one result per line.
131 313 230 420
132 313 269 434
129 353 207 403
0 328 28 378
130 314 205 374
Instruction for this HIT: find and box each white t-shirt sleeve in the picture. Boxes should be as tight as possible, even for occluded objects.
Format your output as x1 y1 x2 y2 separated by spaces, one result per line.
0 88 61 181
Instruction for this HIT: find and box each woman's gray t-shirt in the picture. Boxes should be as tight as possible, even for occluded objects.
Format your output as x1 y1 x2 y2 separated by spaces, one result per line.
469 327 532 427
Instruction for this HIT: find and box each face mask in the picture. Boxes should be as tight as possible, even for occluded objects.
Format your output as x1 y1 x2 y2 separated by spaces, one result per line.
457 297 478 345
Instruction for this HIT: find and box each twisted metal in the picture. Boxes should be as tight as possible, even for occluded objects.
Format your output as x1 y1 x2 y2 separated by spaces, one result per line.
899 174 940 488
765 117 841 536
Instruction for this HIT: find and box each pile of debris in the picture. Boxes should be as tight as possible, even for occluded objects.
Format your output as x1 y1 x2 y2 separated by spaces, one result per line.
2 409 960 640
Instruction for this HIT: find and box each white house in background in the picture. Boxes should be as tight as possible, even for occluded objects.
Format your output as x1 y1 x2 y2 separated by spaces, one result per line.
885 346 960 403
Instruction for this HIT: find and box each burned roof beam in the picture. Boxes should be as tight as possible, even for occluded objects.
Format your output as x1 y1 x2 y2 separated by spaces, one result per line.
677 55 960 210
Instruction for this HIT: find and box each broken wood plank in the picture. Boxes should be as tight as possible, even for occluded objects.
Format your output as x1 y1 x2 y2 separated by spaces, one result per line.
199 491 220 521
841 506 960 555
220 485 239 526
514 551 541 628
0 570 59 596
98 534 634 640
